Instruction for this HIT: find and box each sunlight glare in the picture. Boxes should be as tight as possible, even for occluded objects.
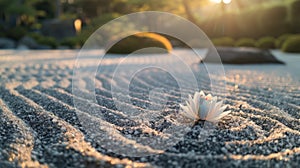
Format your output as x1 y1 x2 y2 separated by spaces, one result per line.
210 0 222 3
223 0 232 4
210 0 232 4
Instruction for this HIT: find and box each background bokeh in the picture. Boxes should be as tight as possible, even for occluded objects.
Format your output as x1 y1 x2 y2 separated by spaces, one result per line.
0 0 300 52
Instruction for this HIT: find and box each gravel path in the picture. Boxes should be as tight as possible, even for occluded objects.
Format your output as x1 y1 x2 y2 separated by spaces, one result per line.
0 49 299 168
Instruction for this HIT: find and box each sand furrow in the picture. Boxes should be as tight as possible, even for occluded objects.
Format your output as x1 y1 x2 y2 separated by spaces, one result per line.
0 86 147 167
24 86 170 148
0 98 46 168
1 50 300 167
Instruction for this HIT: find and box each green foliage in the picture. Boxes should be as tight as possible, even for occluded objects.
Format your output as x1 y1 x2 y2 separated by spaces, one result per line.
235 38 256 47
36 36 58 49
0 26 5 37
77 0 182 17
30 33 82 49
281 35 300 53
76 0 113 17
256 37 276 49
237 9 263 38
34 0 55 19
212 37 235 47
6 26 27 40
60 37 83 48
106 32 173 54
89 13 121 28
260 5 287 21
276 34 292 48
203 5 290 39
78 13 121 43
202 1 300 39
259 5 289 36
291 0 300 21
0 0 41 27
2 0 299 45
0 0 35 15
290 0 300 33
28 32 43 41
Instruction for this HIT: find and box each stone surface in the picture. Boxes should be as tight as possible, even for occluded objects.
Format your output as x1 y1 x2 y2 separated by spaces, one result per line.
16 44 29 50
0 38 15 49
35 45 52 50
204 47 284 64
57 46 70 50
19 36 39 49
18 36 53 50
41 19 76 40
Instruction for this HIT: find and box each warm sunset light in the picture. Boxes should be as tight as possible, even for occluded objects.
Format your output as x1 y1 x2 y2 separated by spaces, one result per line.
211 0 222 3
74 19 82 34
210 0 232 4
223 0 232 4
0 0 300 167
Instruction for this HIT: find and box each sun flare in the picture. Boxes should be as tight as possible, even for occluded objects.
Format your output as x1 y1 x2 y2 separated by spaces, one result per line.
211 0 222 3
223 0 232 4
210 0 232 4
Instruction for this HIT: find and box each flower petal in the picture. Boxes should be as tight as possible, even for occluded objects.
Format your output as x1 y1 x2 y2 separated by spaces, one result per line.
215 101 223 110
188 95 197 115
206 94 212 100
179 91 231 123
212 110 231 122
199 101 210 119
180 104 189 113
206 105 229 122
180 104 197 120
199 91 205 97
193 92 200 110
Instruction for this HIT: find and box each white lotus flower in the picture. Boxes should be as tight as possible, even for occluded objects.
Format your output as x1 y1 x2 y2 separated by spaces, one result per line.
179 91 230 123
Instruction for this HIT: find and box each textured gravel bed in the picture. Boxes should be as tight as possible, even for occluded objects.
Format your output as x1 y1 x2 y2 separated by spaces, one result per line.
0 49 299 168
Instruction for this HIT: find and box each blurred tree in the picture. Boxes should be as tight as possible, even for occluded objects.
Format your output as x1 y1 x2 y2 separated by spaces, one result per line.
182 0 197 23
76 0 115 17
0 0 42 28
34 0 55 19
75 0 208 23
55 0 61 18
